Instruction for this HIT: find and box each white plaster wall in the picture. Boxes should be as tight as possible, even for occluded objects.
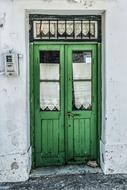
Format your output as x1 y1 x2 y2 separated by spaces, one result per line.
0 0 127 182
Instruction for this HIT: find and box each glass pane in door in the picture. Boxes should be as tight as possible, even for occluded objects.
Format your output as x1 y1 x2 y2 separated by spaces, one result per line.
40 64 59 80
40 51 60 111
72 51 92 110
40 82 59 111
73 81 91 110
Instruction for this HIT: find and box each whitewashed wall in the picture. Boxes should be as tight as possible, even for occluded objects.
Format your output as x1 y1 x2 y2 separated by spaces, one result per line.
0 0 127 182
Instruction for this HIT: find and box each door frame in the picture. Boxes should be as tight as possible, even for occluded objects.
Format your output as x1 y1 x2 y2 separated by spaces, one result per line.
30 41 101 168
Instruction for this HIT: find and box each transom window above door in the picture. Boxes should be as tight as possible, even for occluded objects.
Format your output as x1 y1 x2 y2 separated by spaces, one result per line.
29 15 101 42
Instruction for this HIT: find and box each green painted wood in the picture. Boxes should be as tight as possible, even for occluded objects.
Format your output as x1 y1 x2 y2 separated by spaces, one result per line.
33 42 98 45
97 43 102 164
33 45 65 167
31 43 99 167
65 44 98 163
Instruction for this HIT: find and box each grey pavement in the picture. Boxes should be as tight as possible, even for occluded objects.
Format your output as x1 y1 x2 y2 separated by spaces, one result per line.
0 165 127 190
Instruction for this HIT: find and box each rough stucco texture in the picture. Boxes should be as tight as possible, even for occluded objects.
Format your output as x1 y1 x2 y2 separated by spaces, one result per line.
0 0 127 182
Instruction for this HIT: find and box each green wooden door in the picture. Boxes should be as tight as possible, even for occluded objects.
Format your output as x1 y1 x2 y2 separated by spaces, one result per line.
33 45 65 166
32 43 98 167
65 45 97 163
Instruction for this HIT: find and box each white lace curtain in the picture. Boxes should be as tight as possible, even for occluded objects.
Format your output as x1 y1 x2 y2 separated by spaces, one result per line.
39 57 92 111
73 61 92 109
73 81 91 109
40 82 60 110
40 64 60 111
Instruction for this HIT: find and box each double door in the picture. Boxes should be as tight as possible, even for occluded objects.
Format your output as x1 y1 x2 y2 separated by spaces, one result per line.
33 44 98 167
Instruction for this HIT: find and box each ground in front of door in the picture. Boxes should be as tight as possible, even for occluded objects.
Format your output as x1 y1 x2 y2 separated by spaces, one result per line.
1 165 127 190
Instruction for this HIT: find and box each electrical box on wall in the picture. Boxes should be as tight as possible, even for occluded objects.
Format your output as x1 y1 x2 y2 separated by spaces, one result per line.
4 52 19 76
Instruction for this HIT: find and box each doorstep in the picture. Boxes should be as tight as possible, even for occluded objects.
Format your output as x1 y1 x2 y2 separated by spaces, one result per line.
30 165 102 178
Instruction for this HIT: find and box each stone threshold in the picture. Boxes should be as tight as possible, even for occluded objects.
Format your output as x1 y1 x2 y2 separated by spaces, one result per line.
30 165 102 178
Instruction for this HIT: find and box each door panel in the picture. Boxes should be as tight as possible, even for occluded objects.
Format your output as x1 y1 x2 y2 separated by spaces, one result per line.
65 45 97 163
34 45 65 166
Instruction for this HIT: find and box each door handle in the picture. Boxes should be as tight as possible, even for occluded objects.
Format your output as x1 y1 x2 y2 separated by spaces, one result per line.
66 112 73 117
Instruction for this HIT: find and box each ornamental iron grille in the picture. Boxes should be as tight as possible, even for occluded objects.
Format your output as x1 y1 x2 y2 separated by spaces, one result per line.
29 15 101 42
